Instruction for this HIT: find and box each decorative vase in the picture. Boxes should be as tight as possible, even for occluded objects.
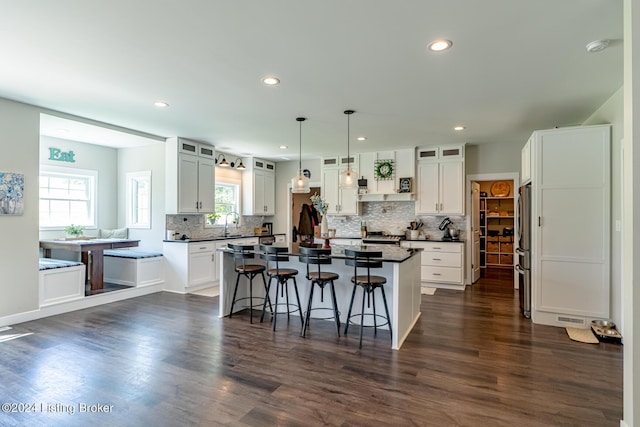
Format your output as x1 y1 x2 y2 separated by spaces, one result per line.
320 215 328 237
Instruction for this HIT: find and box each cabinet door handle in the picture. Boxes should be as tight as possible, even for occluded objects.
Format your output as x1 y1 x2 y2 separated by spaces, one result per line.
435 203 438 211
211 254 215 262
432 273 441 276
440 203 443 211
432 258 442 261
432 247 441 250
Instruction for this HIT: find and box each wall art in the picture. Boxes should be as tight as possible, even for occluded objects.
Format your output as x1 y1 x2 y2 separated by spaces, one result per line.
0 172 25 215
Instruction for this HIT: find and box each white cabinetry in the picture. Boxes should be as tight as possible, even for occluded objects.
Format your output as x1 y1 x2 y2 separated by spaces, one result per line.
243 158 276 215
521 137 532 185
321 156 359 215
357 149 416 201
166 137 215 214
163 241 216 293
530 125 611 327
416 145 465 215
401 241 465 289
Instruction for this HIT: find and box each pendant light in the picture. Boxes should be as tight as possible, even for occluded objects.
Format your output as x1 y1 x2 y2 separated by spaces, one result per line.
339 110 358 188
291 117 310 193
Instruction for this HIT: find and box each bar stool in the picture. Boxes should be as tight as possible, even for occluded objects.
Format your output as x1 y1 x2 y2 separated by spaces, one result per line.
228 243 272 324
298 246 341 338
259 244 303 331
343 249 392 348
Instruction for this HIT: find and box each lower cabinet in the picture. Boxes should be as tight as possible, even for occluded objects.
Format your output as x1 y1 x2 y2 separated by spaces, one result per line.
401 241 465 289
163 242 217 293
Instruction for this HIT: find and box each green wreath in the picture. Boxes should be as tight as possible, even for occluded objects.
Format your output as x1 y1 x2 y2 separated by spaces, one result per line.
374 160 394 180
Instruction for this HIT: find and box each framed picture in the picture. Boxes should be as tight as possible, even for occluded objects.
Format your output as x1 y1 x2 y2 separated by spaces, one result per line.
398 177 412 193
0 172 25 215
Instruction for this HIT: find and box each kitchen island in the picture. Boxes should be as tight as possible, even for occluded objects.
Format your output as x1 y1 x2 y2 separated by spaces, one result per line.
218 244 421 350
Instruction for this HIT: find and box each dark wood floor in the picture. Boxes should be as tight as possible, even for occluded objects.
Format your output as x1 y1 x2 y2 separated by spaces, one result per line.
1 268 622 426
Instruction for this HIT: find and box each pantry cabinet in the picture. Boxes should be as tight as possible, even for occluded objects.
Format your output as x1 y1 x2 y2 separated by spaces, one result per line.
530 125 611 327
166 137 216 214
416 145 465 215
242 158 276 215
321 156 359 215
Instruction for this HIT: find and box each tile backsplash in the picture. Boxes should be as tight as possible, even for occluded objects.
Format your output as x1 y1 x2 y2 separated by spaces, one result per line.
165 214 265 239
326 201 467 240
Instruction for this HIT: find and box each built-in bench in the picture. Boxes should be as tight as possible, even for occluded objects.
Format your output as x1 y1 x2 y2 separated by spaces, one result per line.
39 258 85 307
104 249 164 287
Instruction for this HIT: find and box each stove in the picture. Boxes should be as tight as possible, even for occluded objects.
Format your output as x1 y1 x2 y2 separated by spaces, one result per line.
362 231 404 245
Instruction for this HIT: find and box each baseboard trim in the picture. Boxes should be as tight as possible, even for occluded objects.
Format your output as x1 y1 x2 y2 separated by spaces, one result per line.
0 284 163 328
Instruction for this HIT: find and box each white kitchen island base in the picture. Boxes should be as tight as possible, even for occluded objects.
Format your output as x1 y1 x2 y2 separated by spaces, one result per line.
218 245 422 350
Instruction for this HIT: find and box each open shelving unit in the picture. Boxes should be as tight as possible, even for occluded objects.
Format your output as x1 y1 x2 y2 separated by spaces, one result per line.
478 181 515 269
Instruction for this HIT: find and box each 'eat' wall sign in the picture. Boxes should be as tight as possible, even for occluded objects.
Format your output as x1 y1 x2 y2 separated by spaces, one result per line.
48 147 76 163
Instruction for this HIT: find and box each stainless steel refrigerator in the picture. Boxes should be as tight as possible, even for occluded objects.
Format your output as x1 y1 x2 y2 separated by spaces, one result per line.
516 183 531 318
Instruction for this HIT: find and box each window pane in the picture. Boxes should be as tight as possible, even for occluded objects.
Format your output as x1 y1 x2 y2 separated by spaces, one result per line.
39 168 96 228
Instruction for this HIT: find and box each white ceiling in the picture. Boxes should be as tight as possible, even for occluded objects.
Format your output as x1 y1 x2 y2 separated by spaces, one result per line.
0 1 623 160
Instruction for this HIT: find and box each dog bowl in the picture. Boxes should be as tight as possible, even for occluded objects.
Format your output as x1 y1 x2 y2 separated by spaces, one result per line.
591 319 616 329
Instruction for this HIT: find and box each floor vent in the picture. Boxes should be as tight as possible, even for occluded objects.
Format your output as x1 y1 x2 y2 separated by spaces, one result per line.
557 316 584 325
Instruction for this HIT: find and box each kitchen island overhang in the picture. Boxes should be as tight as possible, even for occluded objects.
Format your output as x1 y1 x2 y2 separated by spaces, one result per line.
218 244 422 350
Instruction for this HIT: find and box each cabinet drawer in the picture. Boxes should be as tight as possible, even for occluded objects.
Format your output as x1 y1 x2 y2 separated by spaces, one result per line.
421 251 461 268
189 242 216 254
419 242 462 253
421 266 462 284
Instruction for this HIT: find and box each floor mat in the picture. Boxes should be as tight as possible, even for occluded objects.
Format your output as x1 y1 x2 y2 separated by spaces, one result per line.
421 287 437 295
566 327 599 344
190 286 219 297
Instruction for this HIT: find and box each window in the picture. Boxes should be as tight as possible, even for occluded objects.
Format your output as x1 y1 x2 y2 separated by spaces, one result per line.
39 166 96 229
126 171 151 229
205 182 240 227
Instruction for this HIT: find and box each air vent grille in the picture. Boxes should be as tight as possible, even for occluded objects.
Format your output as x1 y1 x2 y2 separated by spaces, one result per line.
557 316 585 325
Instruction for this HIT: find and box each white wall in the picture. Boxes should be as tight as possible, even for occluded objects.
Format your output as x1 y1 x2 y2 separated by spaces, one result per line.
0 98 41 317
465 141 523 176
582 87 624 329
118 143 166 252
39 135 118 240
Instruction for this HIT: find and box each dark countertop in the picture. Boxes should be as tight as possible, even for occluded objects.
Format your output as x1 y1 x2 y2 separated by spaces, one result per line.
163 233 285 243
219 243 420 263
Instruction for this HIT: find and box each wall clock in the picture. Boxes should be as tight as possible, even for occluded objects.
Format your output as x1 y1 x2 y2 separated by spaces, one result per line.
374 159 394 181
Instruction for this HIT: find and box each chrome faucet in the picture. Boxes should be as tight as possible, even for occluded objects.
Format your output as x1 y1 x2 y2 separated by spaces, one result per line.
224 211 240 237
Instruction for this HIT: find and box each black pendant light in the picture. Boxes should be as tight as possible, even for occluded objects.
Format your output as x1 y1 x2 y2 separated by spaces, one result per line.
291 117 310 193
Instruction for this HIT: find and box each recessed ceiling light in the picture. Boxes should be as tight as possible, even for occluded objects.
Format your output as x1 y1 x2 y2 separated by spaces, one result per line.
428 39 453 52
357 136 367 141
262 76 281 85
585 39 610 53
154 100 169 107
279 145 288 149
454 126 465 131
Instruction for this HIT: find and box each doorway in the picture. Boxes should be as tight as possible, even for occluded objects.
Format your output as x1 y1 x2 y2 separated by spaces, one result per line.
290 186 320 253
466 173 519 287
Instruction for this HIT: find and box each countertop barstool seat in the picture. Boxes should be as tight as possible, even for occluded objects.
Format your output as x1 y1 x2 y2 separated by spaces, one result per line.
260 245 303 331
228 243 271 324
299 246 341 338
344 249 392 349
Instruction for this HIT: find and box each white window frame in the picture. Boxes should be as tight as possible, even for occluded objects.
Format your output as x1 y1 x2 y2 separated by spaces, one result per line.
39 165 97 230
205 178 241 228
126 171 152 229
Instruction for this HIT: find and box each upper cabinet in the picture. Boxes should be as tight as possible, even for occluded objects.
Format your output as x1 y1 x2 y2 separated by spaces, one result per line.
415 145 465 215
242 158 276 215
358 148 416 201
166 137 215 214
321 155 359 215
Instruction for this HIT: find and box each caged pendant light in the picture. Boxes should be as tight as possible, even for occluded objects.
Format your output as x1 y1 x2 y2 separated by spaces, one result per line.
339 110 358 188
291 117 310 193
